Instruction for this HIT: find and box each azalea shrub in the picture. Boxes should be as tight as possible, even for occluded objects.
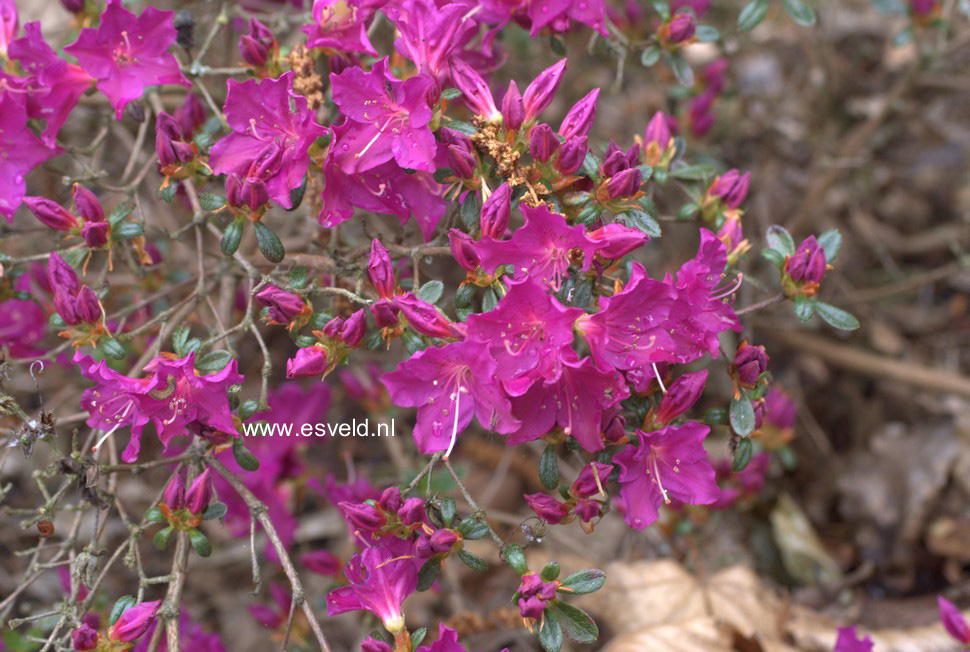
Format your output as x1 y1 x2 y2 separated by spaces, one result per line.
0 0 956 651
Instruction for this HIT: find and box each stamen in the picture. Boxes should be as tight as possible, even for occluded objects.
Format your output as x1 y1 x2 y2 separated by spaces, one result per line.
592 463 606 498
442 386 467 461
651 455 670 504
355 117 394 160
712 272 744 300
91 401 134 453
652 363 667 394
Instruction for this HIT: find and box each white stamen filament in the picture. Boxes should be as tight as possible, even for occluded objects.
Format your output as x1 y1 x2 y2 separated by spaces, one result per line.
355 117 394 160
91 401 134 453
712 272 744 300
652 455 670 504
652 363 667 394
443 386 467 461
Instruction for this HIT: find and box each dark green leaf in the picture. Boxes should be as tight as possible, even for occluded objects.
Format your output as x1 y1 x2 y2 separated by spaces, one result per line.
410 627 428 648
195 350 232 373
457 549 488 571
782 0 816 26
288 266 310 289
113 222 144 240
580 152 600 180
730 396 755 436
816 228 842 263
153 526 173 551
815 302 860 331
794 294 816 322
437 496 456 527
97 336 126 360
738 0 770 31
623 209 662 238
417 558 441 591
253 221 285 263
220 219 244 257
233 439 260 471
557 569 606 595
144 507 165 523
502 543 528 574
549 602 599 643
538 612 563 652
541 562 561 582
640 45 661 67
197 193 226 211
668 52 694 87
733 437 753 472
441 87 461 100
539 444 560 490
482 287 498 313
172 324 191 358
158 181 177 203
765 225 795 256
188 528 212 557
455 283 475 309
696 24 720 42
446 120 477 136
670 164 715 180
110 595 137 626
649 0 671 20
761 247 786 269
416 280 444 305
575 204 602 226
239 399 264 421
202 501 227 521
287 175 307 211
461 520 490 540
108 201 135 227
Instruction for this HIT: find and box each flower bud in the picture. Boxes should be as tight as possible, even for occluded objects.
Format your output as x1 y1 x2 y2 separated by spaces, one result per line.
524 492 568 524
517 572 543 596
239 18 273 68
655 370 708 424
606 168 642 199
558 88 600 140
286 346 328 378
529 123 560 162
163 466 186 510
256 285 310 327
938 597 970 644
709 169 750 209
174 93 206 136
555 135 587 176
322 315 345 340
72 185 104 223
445 143 476 179
361 637 393 652
911 0 937 13
185 468 213 515
339 501 385 531
703 58 729 93
72 624 98 651
0 0 15 58
392 294 462 339
688 90 716 137
378 487 403 513
451 58 499 121
397 497 425 525
574 499 602 523
47 252 80 296
448 229 481 272
226 174 270 212
480 182 511 239
55 290 80 324
429 528 460 553
340 309 366 347
731 341 768 389
570 462 613 498
602 413 626 442
155 112 194 168
108 600 160 642
501 80 524 131
24 197 78 231
370 299 399 329
665 12 696 43
523 59 567 123
60 0 84 13
644 111 673 159
518 595 546 619
785 236 827 285
74 286 102 324
81 221 110 248
368 240 395 298
588 223 648 258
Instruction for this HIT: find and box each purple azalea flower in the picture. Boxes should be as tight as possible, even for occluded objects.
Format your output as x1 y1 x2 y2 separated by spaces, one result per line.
508 351 629 451
385 0 482 80
320 120 447 240
392 293 465 339
939 596 970 645
64 0 190 119
614 422 720 529
0 89 57 220
525 492 569 524
587 222 649 259
304 0 380 56
558 89 600 140
326 542 419 633
528 0 606 37
9 23 95 147
0 289 46 358
331 58 436 174
833 626 874 652
0 0 16 58
108 600 160 643
209 72 327 209
466 279 582 394
474 203 599 290
416 624 480 652
655 370 708 424
382 340 519 457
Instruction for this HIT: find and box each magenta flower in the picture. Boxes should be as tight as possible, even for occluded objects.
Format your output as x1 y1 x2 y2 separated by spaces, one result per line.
382 340 519 456
466 279 582 394
108 600 160 642
326 543 419 632
330 58 436 174
785 235 827 286
25 197 78 232
256 285 311 330
209 72 326 209
9 23 95 147
587 223 649 259
529 0 607 37
558 89 600 140
239 18 276 68
614 423 720 529
474 203 599 290
385 0 482 79
708 169 750 209
0 90 57 220
64 0 190 119
523 59 567 123
416 624 477 652
302 550 341 577
525 492 569 524
655 370 708 424
286 345 328 378
0 0 16 58
833 626 873 652
304 0 379 56
509 351 629 451
939 596 970 645
72 623 98 651
392 293 465 339
368 239 396 298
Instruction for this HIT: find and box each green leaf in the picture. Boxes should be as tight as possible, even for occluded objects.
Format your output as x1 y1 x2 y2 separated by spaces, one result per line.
221 219 244 257
460 192 481 231
202 501 227 521
580 151 601 180
446 120 477 136
575 204 602 226
457 549 488 571
288 174 307 211
695 24 720 42
816 228 842 263
460 520 490 540
623 209 662 238
153 526 173 551
761 247 786 270
733 437 754 472
815 302 860 330
239 399 264 421
110 595 137 626
668 52 694 87
794 294 816 322
188 528 212 557
113 222 144 240
538 612 563 652
253 221 285 263
640 45 661 67
417 558 441 591
738 0 770 31
548 602 598 643
541 562 561 582
416 280 444 305
288 266 310 289
172 324 191 358
557 569 606 595
482 287 498 313
782 0 816 26
670 164 715 181
539 444 560 490
158 181 177 203
455 283 475 309
144 507 165 523
730 396 756 436
441 87 461 100
97 336 126 360
197 193 226 211
649 0 671 20
437 496 457 527
233 439 260 471
766 225 795 256
502 543 528 575
195 350 232 373
108 201 135 227
410 627 428 648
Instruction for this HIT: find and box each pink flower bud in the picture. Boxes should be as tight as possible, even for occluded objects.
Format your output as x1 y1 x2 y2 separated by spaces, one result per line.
445 143 476 179
286 346 328 378
226 174 270 212
911 0 937 13
361 637 393 652
570 462 613 498
480 182 511 239
239 21 271 68
54 290 80 325
523 59 567 123
185 468 213 515
529 123 560 162
702 58 729 93
0 0 16 57
340 309 366 347
368 240 395 298
174 93 206 136
155 112 194 168
163 466 186 510
587 223 649 258
72 624 98 651
606 168 642 199
339 501 385 531
81 221 110 248
517 595 546 619
74 286 102 324
558 88 600 140
72 185 104 223
501 80 524 131
524 493 568 524
666 12 696 43
938 596 970 644
785 236 827 285
47 252 80 297
655 370 708 424
448 229 481 272
731 341 768 388
256 285 309 326
574 499 602 523
397 497 425 525
644 111 673 152
24 197 78 231
709 169 750 209
60 0 84 13
108 600 160 642
429 528 459 553
392 294 462 339
370 299 399 328
451 58 499 121
688 90 716 137
378 487 403 512
555 135 587 176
